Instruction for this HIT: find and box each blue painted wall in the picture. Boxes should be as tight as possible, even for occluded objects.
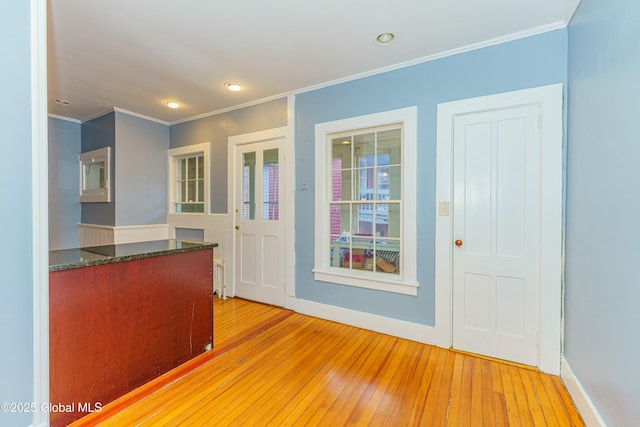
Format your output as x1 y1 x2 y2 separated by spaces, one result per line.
114 112 169 226
0 2 34 426
295 30 568 325
170 98 287 213
49 118 81 249
566 0 640 425
79 112 169 227
81 112 116 226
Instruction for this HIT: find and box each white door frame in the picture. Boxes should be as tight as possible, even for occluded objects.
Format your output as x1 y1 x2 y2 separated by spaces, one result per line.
32 0 50 425
434 84 563 374
227 125 294 301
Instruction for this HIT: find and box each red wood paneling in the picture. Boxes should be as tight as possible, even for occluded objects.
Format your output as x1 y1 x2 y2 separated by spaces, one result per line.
49 248 213 427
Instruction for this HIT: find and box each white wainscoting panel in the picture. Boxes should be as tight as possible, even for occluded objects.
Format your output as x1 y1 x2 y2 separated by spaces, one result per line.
168 213 232 293
78 223 172 247
113 224 171 244
78 224 115 247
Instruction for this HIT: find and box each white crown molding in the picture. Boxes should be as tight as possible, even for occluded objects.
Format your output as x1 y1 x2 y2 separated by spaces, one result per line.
171 22 567 127
48 113 81 124
114 107 170 126
168 92 290 126
59 23 571 128
80 107 116 123
294 21 568 97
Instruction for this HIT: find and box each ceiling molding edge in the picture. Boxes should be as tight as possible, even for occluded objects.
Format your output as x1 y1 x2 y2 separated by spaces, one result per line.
563 0 583 26
169 20 568 127
48 113 81 124
294 20 569 97
113 107 170 126
80 108 117 123
168 92 290 126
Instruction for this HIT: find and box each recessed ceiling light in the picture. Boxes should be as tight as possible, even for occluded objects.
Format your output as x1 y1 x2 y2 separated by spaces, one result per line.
54 99 71 106
376 33 395 45
166 102 180 109
225 81 244 92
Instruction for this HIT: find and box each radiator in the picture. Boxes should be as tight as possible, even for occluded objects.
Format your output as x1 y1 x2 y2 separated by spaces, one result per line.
214 258 227 300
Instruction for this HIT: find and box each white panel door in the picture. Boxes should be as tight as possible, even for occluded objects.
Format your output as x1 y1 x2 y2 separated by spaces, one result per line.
235 138 285 307
452 105 540 366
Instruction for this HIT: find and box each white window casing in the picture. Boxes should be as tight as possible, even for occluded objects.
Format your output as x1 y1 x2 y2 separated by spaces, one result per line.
313 107 418 296
167 142 211 214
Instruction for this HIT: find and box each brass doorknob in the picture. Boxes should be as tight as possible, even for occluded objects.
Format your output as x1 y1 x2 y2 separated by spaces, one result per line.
235 225 240 230
455 239 463 247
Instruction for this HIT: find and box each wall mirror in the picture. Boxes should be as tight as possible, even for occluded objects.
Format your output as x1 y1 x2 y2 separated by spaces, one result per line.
79 147 111 202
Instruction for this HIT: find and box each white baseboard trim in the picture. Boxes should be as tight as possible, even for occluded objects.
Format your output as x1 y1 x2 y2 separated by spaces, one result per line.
561 356 607 427
286 297 436 345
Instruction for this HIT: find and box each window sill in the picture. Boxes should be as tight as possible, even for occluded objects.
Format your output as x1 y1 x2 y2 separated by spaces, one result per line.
313 268 418 296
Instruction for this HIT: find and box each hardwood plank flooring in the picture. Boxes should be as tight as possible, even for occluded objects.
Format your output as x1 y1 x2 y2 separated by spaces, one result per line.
71 298 583 426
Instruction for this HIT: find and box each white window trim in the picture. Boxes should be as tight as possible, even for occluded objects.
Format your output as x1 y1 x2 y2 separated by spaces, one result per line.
313 106 418 296
167 142 211 214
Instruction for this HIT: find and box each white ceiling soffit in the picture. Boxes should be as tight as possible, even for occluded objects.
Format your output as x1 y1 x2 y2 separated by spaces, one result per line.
48 0 581 124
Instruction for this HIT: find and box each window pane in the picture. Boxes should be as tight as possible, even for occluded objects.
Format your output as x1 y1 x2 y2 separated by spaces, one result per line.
332 169 352 201
197 155 204 179
176 181 185 203
197 179 204 202
176 203 204 213
178 158 186 180
377 129 401 166
375 203 400 239
353 203 374 237
330 235 348 268
355 167 374 201
377 166 401 201
263 149 279 221
354 133 375 163
374 241 400 275
187 180 196 202
242 152 256 220
353 237 374 271
332 137 351 170
188 156 197 180
329 203 350 236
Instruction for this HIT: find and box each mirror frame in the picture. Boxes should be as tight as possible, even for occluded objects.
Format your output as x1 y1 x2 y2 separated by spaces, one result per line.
79 146 111 203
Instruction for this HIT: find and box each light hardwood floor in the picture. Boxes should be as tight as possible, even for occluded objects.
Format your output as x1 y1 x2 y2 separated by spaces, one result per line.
72 298 583 426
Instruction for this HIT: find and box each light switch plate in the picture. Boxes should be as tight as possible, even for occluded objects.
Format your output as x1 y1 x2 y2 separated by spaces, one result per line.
438 201 450 216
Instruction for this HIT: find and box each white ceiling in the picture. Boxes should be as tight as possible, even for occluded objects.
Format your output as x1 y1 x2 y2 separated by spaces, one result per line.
47 0 580 124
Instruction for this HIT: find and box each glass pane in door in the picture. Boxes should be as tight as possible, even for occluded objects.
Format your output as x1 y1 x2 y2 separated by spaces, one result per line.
263 148 279 220
242 152 256 220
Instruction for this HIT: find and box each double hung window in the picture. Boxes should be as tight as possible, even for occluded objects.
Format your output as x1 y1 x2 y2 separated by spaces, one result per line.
314 107 418 295
168 143 210 214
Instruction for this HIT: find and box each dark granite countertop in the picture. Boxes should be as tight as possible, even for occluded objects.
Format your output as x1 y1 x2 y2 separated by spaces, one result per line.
49 239 218 272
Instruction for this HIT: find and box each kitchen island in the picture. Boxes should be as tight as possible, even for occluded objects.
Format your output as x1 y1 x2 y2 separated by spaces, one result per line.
49 239 217 427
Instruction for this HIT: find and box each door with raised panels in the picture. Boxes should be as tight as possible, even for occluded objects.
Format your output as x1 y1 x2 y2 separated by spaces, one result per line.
234 138 285 307
452 104 540 366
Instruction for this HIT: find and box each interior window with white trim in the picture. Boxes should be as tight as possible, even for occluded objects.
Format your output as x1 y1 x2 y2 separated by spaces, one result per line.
168 143 210 214
314 107 418 295
175 154 205 212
